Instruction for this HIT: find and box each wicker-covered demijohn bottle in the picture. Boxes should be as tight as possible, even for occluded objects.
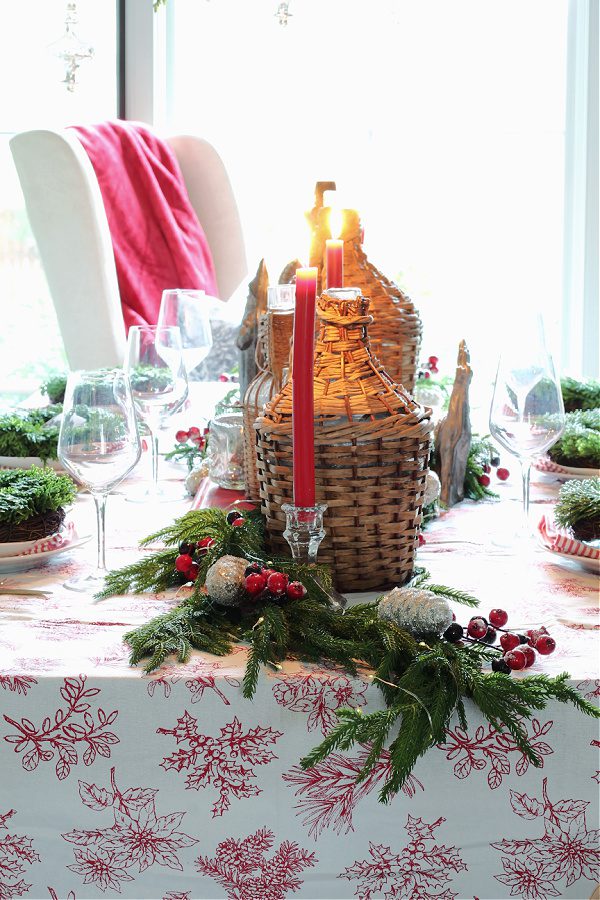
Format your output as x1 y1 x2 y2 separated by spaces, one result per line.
255 288 432 592
309 202 423 393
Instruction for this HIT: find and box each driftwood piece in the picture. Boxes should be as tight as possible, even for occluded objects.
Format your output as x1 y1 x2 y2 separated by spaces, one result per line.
278 258 303 285
435 340 472 507
236 259 269 399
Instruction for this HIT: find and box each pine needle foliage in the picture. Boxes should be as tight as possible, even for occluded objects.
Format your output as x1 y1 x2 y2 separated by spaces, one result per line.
561 376 600 413
554 477 600 540
101 506 600 803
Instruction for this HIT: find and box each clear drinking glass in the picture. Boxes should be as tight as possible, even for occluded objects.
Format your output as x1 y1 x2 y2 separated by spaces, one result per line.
489 314 565 530
125 325 189 501
157 289 213 377
207 407 245 489
58 368 141 593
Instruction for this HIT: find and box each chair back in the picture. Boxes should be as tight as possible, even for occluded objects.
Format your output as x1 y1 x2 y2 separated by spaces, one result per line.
10 128 248 370
10 129 126 370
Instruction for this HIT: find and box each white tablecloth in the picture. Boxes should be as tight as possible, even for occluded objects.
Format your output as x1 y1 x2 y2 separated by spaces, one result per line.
0 465 598 900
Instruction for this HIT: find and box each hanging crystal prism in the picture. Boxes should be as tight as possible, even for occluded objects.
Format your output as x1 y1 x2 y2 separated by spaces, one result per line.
50 2 94 93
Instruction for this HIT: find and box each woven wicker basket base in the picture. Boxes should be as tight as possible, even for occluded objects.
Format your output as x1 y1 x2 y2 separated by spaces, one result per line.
0 508 66 543
256 429 429 592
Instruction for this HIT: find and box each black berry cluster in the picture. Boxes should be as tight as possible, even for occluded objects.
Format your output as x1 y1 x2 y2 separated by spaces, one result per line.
174 536 216 582
443 608 556 674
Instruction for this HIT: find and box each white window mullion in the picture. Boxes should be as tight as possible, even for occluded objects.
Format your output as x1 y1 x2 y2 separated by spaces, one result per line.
562 0 599 378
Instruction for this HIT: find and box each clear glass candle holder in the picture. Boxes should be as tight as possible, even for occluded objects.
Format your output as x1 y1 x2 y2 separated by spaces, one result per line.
268 284 296 311
208 409 245 489
282 503 347 611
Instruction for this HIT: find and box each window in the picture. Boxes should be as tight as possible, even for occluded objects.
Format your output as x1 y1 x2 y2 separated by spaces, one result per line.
0 1 117 408
164 0 573 417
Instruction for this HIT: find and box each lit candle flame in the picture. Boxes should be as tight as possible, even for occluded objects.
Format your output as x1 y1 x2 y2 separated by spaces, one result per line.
329 208 343 240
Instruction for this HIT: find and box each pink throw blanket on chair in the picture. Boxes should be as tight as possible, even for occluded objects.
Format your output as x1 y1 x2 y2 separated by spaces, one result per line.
71 121 218 331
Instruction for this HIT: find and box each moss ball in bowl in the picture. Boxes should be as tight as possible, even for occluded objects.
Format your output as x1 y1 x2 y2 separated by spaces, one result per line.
554 477 600 543
0 466 77 544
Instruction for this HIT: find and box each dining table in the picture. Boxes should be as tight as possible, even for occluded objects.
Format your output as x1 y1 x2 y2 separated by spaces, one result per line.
0 441 598 900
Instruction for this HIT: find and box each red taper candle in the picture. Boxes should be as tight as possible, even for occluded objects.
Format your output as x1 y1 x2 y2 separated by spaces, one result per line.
325 239 344 289
292 267 318 506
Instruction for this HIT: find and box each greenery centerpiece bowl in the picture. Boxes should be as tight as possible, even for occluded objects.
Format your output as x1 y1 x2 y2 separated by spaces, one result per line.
554 477 600 543
0 466 77 544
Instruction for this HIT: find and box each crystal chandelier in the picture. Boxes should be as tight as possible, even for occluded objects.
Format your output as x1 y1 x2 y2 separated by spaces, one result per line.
51 1 94 92
274 2 292 25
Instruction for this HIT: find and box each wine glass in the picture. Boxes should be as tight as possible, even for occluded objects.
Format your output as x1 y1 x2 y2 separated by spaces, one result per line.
489 314 565 531
125 325 189 501
58 368 142 593
157 289 213 377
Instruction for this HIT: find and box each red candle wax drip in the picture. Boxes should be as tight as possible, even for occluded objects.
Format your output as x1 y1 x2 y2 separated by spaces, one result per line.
292 267 318 507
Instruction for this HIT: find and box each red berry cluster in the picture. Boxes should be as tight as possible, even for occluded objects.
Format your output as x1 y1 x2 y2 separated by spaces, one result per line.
443 608 555 674
477 456 510 488
175 425 209 449
417 355 439 380
243 561 307 604
174 536 215 582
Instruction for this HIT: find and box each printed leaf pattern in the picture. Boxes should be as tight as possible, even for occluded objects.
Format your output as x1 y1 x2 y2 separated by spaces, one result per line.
438 718 554 789
340 815 467 899
62 768 197 893
272 670 368 734
491 777 600 899
283 745 423 838
3 676 118 780
147 659 240 704
196 827 316 900
0 675 37 696
158 712 282 817
0 809 40 900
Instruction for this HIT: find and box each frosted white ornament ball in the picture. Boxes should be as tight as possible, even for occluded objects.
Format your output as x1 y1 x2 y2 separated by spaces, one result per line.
424 470 441 507
205 555 248 606
378 586 453 635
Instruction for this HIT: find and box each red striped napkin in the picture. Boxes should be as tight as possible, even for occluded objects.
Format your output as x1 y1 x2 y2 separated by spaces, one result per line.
538 514 599 560
18 521 76 556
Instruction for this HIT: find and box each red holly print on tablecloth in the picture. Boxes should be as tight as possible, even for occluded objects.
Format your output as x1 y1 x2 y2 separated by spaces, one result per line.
284 745 423 839
438 718 553 790
162 893 191 900
340 815 467 899
147 659 240 704
576 679 600 700
491 777 600 899
48 889 76 900
0 809 40 899
272 671 368 735
3 675 118 780
0 675 37 696
62 767 198 894
158 711 282 817
196 826 316 900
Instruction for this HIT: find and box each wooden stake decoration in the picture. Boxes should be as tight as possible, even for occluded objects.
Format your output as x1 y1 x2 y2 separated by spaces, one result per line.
435 340 472 507
237 259 269 399
255 288 432 591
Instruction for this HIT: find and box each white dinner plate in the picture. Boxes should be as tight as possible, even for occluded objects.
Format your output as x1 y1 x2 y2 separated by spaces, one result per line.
538 543 600 575
534 460 599 482
0 534 92 573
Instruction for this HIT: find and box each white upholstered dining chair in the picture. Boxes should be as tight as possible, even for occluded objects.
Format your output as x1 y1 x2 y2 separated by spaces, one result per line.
10 128 248 370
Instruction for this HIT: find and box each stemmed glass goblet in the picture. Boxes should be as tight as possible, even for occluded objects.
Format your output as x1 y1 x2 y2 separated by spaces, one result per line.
125 325 189 501
489 314 565 532
58 368 142 593
157 289 213 377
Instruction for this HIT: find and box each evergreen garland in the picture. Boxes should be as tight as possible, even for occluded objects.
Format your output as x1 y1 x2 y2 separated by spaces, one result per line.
98 506 600 801
0 466 76 525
